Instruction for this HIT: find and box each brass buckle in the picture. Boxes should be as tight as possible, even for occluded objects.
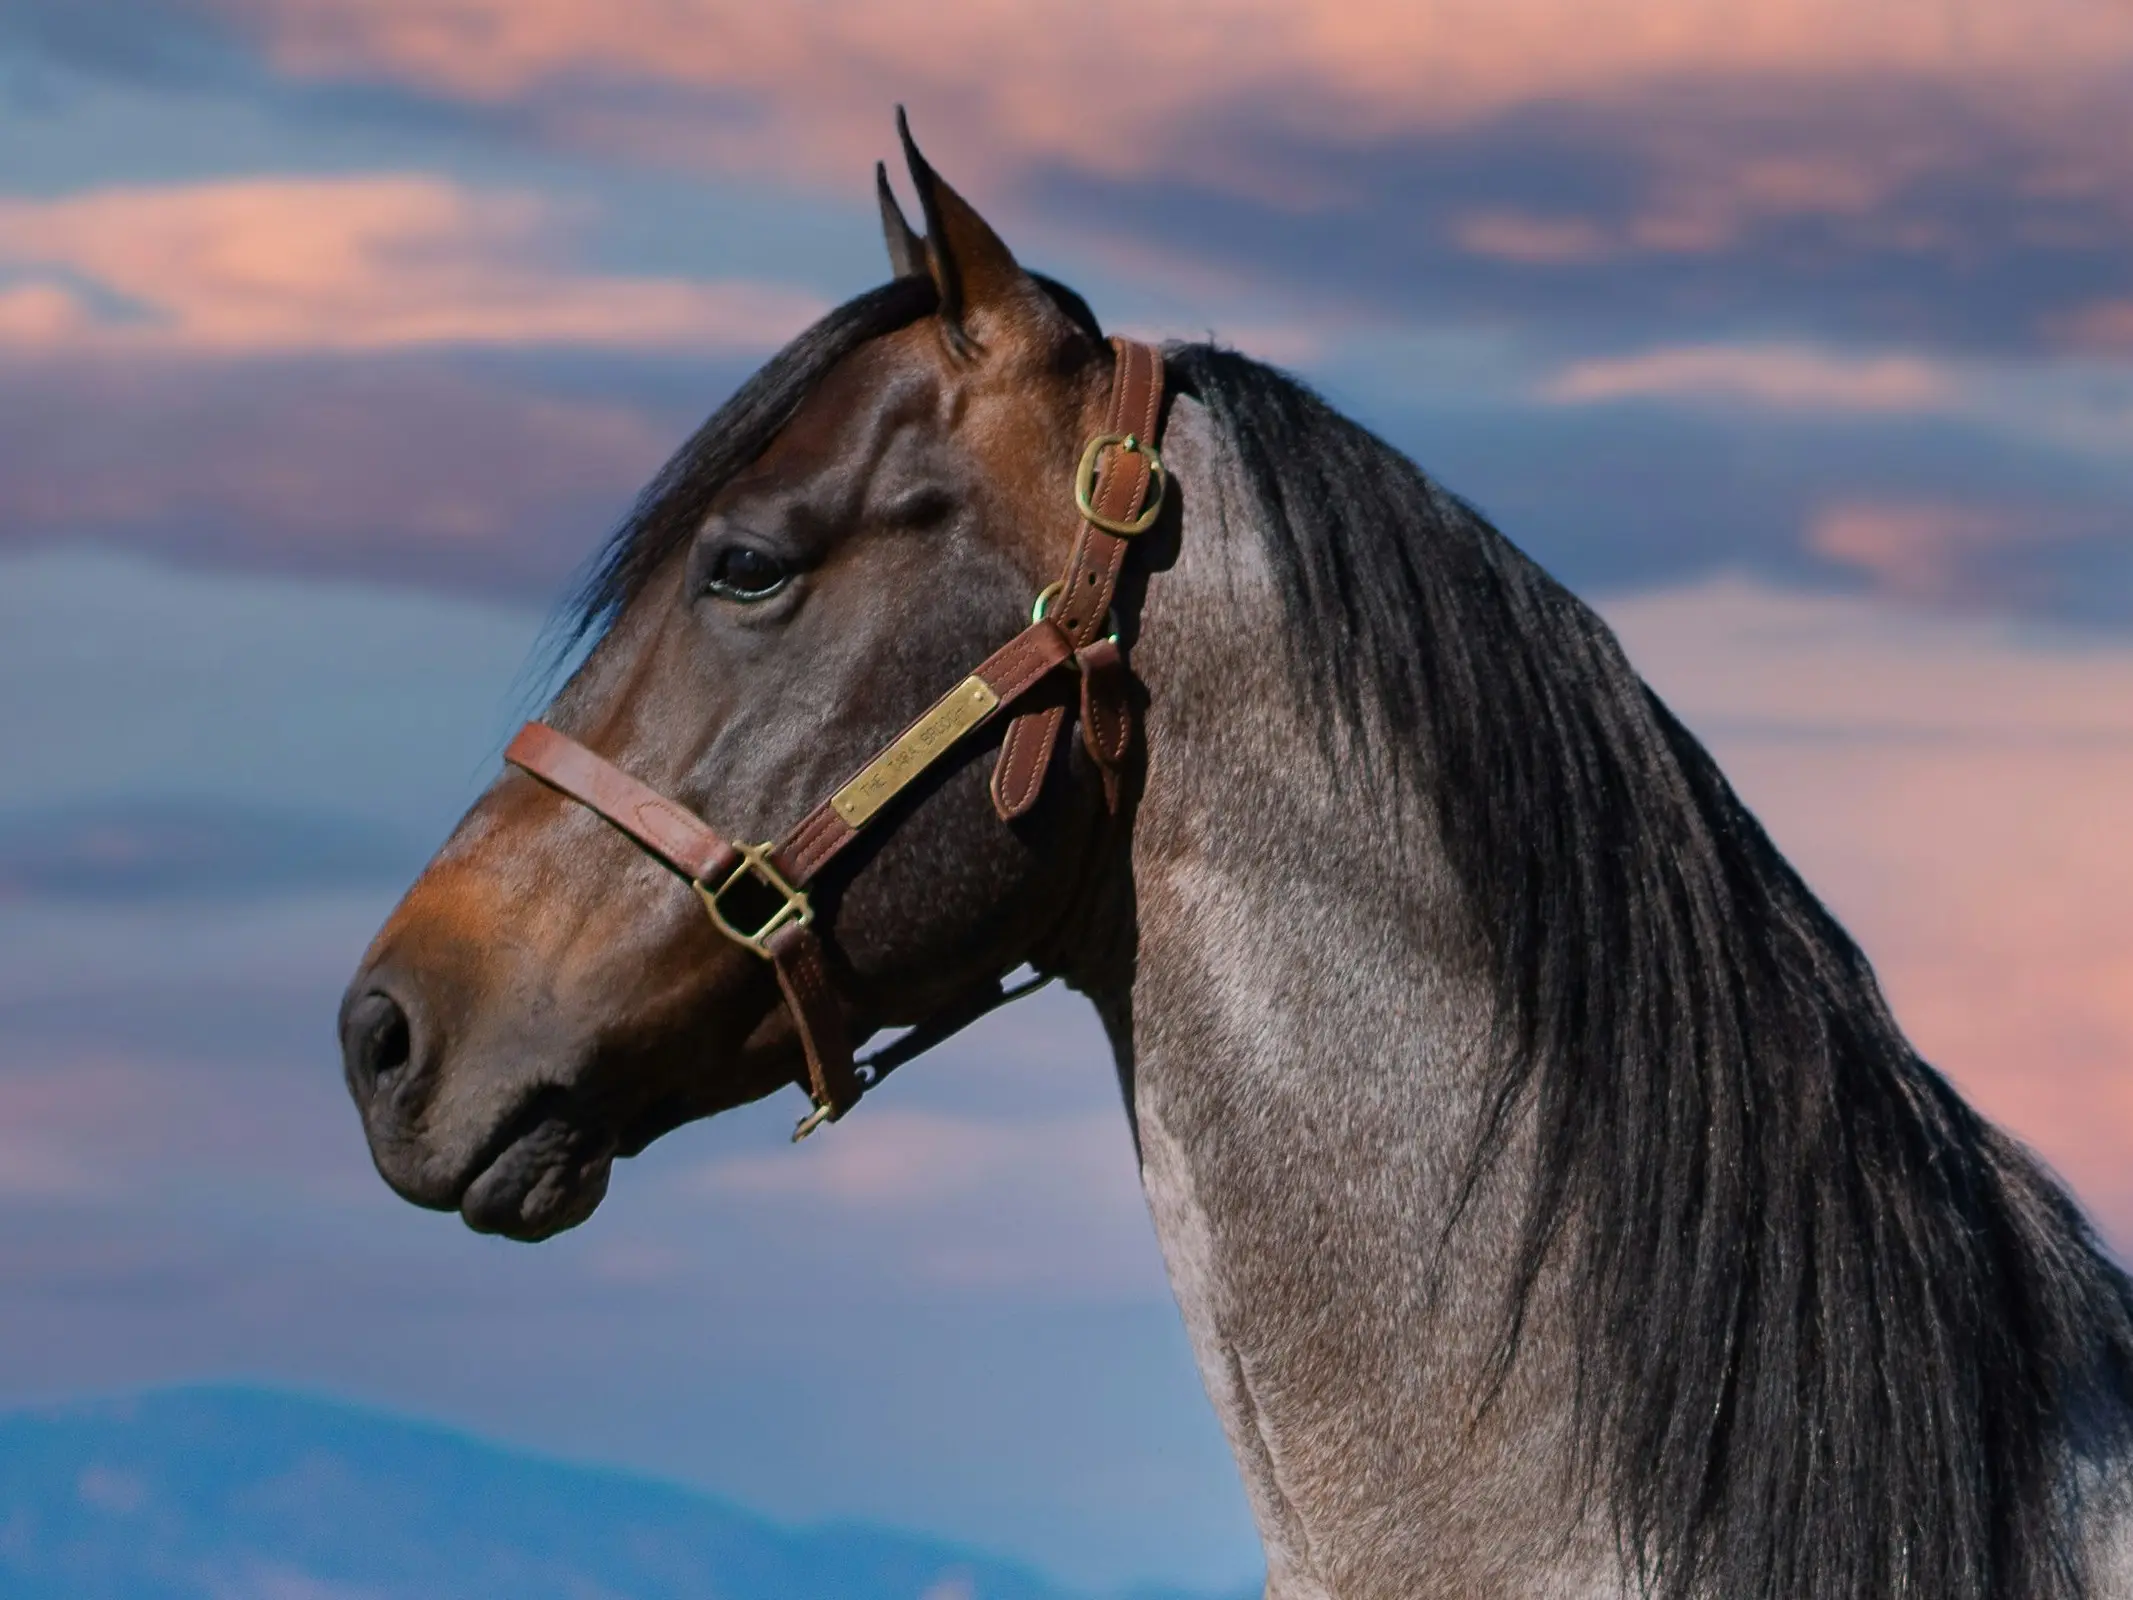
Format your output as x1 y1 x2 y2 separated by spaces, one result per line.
1073 432 1166 536
694 841 812 959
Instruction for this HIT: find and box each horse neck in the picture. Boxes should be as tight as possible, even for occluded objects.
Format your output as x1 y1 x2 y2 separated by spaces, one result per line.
1100 398 1615 1595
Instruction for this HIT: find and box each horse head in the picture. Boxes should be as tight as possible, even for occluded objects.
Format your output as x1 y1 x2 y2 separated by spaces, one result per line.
340 119 1147 1240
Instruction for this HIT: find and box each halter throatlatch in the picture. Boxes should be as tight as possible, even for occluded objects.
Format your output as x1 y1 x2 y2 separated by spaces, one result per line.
504 337 1168 1139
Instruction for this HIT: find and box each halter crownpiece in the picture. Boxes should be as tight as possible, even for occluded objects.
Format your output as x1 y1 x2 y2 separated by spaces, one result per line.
503 337 1168 1139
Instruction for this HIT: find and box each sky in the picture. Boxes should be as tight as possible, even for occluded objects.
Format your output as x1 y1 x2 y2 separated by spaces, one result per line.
1 2 2130 1592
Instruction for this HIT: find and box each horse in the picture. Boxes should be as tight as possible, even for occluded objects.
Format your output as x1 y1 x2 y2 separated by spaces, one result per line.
341 117 2133 1599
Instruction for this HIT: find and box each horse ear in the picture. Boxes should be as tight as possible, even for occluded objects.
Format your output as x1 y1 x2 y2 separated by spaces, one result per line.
897 108 1048 354
875 162 927 280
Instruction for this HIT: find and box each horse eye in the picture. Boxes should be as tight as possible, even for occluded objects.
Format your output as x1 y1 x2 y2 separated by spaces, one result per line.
704 545 789 602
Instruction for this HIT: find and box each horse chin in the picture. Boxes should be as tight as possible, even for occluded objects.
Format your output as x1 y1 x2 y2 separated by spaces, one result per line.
457 1109 617 1241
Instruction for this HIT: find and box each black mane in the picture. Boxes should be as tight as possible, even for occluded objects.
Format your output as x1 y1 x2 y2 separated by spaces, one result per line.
1166 343 2133 1600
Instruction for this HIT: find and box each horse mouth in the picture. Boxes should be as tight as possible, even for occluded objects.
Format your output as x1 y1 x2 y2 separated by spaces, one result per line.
457 1096 617 1241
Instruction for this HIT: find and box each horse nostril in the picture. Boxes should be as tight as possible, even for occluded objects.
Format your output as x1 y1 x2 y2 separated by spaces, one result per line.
343 989 414 1103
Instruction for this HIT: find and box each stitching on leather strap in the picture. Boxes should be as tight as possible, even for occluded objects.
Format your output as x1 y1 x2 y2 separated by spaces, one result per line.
992 703 1066 821
770 922 857 1113
506 723 735 883
977 619 1073 699
775 806 852 886
1079 640 1131 765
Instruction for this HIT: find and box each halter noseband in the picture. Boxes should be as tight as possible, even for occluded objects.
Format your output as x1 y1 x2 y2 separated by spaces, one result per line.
503 338 1168 1139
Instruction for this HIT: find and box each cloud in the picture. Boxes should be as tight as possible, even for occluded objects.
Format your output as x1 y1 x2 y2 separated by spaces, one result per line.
75 1464 149 1515
1298 340 2133 631
167 0 2133 365
193 0 2133 185
0 360 679 594
1804 500 2131 610
1014 84 2133 364
0 550 540 831
1603 575 2133 741
0 800 422 904
0 1060 196 1202
1515 353 2133 618
2062 300 2133 353
0 175 823 355
1542 343 1957 411
1451 212 1616 265
11 0 2133 370
1447 143 1947 269
0 1120 102 1201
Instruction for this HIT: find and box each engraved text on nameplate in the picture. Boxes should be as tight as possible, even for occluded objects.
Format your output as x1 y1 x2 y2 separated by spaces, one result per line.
830 676 1000 829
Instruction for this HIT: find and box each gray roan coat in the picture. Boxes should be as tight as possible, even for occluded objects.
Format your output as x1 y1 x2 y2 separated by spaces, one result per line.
343 125 2133 1599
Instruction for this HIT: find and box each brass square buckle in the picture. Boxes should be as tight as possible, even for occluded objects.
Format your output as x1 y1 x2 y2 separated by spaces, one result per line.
1073 432 1166 536
695 841 812 960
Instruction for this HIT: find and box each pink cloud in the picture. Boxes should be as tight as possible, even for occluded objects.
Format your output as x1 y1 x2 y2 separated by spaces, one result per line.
0 176 823 355
1453 212 1616 265
200 0 2133 169
1807 500 2125 608
2 365 659 540
1809 502 2023 603
2061 300 2133 353
197 0 2133 190
0 360 673 589
1542 343 1956 410
0 1059 198 1202
1453 142 1966 266
1604 579 2133 1239
1605 573 2133 750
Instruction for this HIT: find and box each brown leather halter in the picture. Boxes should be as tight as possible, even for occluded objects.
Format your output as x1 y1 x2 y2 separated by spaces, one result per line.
504 337 1167 1139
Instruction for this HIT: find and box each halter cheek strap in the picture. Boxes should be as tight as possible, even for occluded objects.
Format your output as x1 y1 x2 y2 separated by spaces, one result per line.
504 338 1167 1140
993 336 1164 819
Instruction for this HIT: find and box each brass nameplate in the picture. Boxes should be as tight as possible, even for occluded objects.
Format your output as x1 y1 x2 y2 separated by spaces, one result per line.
831 675 1000 829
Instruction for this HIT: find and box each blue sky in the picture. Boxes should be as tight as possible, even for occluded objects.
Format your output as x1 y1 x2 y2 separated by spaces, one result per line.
2 3 2131 1592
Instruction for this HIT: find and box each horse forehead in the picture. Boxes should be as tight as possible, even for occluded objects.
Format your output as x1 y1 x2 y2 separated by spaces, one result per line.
751 335 950 482
744 330 1089 512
